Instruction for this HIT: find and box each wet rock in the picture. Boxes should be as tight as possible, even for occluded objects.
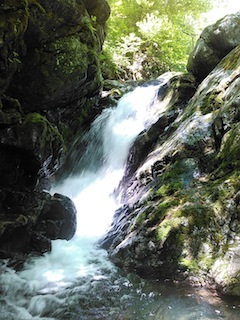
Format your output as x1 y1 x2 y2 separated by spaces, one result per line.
211 247 240 296
120 73 196 187
104 42 240 295
39 193 77 240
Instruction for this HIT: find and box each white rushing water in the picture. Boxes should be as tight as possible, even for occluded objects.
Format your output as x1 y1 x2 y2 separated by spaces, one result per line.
0 79 164 320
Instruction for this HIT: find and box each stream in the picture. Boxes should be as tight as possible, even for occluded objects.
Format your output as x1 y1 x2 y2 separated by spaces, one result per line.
1 74 240 319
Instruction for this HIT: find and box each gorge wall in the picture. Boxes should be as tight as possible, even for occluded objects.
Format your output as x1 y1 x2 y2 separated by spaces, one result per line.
101 12 240 296
0 0 110 262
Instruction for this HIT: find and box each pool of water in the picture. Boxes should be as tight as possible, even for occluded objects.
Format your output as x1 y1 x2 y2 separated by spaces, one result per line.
1 250 239 320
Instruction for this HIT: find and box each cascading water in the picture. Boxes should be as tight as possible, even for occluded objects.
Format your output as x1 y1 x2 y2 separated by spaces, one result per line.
1 75 240 320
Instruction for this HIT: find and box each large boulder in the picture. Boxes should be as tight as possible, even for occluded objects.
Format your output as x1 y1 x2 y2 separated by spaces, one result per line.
6 0 110 136
187 12 240 82
0 190 76 261
102 45 240 296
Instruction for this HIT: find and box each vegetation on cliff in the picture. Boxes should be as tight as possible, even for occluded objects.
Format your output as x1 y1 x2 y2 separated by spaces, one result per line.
101 0 214 80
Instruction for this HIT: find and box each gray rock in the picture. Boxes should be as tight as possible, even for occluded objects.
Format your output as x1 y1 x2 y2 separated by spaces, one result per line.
187 12 240 82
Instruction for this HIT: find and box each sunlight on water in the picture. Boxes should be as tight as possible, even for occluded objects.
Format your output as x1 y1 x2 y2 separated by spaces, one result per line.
52 81 163 238
73 170 122 237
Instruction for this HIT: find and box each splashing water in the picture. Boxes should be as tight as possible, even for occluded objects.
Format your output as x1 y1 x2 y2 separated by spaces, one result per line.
53 81 163 237
1 76 240 320
0 80 163 319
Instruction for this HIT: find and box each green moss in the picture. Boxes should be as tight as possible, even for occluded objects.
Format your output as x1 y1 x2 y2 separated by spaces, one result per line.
219 46 240 71
180 258 200 272
24 112 63 150
198 256 214 271
156 216 182 241
181 201 212 229
217 125 240 171
135 211 147 227
127 135 240 277
199 89 224 114
157 198 179 213
153 160 187 197
25 112 45 123
155 181 182 197
53 37 89 75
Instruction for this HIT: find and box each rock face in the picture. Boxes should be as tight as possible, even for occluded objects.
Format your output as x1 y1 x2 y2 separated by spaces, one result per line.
187 12 240 82
101 13 240 296
0 0 110 260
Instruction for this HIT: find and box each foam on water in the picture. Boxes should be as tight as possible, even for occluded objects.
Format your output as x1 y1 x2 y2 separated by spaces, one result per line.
0 80 163 319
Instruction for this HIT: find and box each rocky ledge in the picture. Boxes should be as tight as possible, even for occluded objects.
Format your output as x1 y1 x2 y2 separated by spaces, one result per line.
101 12 240 296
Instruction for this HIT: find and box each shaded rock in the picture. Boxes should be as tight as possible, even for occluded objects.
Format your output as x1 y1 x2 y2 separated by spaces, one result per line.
0 112 64 189
187 12 240 82
39 193 77 240
0 0 110 261
0 189 76 259
6 0 108 136
0 0 28 95
0 95 23 127
82 0 111 23
0 145 39 189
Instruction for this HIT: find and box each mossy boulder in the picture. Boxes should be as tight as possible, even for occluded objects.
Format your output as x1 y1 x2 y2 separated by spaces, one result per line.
6 0 109 136
103 40 240 296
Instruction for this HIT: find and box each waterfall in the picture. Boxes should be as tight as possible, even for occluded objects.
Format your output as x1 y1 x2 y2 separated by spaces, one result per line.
1 74 237 320
0 78 164 320
53 80 164 237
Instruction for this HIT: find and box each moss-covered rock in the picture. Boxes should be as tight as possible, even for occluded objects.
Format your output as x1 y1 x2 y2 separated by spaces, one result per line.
0 112 64 187
103 38 240 296
0 0 110 259
6 0 108 137
0 0 28 94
